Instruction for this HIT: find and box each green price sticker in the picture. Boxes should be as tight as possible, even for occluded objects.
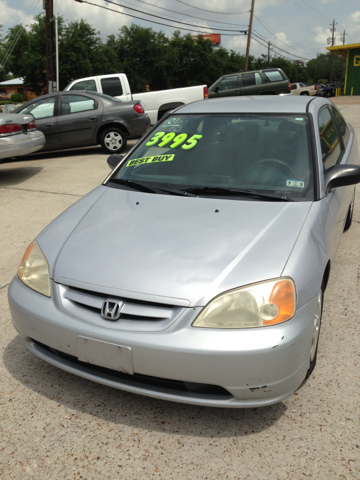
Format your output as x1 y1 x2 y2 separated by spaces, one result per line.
145 132 203 150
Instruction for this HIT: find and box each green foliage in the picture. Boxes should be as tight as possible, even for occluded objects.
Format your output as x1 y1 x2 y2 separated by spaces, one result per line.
307 53 343 84
10 93 24 102
59 19 109 88
0 100 14 105
113 24 169 92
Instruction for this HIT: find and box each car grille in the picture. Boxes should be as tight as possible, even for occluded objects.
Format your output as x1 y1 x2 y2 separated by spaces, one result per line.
32 339 232 400
57 283 186 331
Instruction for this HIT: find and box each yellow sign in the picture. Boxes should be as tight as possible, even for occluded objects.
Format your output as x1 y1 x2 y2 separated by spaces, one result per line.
354 55 360 67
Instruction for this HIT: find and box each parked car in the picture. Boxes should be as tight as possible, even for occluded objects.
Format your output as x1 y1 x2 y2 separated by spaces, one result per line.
64 73 209 125
0 113 45 161
317 84 336 97
13 91 150 154
291 82 317 96
8 96 360 408
208 68 291 98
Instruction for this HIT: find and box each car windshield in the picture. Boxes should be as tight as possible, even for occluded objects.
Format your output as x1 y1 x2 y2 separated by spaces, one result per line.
109 114 314 201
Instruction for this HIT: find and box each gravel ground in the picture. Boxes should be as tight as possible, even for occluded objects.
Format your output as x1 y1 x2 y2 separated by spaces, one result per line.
1 101 360 480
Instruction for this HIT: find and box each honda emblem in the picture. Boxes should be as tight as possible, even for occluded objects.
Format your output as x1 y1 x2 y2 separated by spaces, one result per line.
101 300 124 321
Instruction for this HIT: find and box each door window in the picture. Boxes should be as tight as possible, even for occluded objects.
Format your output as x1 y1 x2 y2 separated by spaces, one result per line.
69 79 97 92
318 107 343 169
101 77 123 97
241 73 263 87
20 97 56 119
242 73 255 87
331 106 350 148
217 75 238 92
61 95 96 115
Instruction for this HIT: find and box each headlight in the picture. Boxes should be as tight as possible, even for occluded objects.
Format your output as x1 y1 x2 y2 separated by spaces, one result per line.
192 278 296 329
18 241 51 297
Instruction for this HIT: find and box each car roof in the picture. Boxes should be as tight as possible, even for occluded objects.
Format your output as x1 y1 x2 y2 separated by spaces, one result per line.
24 91 103 100
177 95 328 115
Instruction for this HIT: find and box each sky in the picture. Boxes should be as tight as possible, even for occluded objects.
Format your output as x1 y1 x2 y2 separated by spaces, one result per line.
1 0 359 63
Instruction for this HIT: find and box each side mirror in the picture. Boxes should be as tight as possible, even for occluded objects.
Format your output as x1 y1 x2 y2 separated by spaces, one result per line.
107 154 124 170
325 164 360 195
214 85 220 93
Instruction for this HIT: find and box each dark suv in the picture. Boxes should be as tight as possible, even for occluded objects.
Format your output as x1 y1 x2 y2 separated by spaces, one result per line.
208 68 291 98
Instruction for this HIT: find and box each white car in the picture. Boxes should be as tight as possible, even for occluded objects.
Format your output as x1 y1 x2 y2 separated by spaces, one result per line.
0 113 45 160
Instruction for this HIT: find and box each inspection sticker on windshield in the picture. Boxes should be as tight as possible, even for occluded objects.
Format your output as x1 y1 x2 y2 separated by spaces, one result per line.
127 154 174 167
286 179 305 188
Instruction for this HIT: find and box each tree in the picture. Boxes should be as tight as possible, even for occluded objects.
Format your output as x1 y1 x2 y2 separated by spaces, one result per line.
59 19 107 89
1 24 29 81
0 24 8 82
307 53 342 84
113 24 169 92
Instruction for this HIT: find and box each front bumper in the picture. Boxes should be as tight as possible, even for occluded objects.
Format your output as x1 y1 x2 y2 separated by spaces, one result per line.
0 131 45 160
8 276 318 408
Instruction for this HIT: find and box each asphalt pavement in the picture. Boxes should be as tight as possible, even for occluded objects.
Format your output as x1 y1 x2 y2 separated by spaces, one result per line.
0 99 360 479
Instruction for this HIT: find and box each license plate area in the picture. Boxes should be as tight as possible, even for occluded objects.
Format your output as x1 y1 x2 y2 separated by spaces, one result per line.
77 336 133 374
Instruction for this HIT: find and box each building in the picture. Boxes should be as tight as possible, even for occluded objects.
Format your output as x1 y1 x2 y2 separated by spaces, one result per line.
0 77 38 101
327 43 360 96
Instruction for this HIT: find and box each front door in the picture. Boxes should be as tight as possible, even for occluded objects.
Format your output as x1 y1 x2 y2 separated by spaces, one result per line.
57 94 102 148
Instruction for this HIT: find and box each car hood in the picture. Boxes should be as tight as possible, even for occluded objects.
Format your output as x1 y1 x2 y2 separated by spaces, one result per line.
51 187 312 306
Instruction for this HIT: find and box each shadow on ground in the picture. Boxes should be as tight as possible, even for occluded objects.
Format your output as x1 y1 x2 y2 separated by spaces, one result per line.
0 166 43 187
3 335 287 438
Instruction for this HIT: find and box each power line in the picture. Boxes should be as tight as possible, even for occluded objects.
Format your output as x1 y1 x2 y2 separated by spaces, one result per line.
129 0 247 28
97 0 245 32
254 15 318 51
74 0 247 36
252 31 311 61
174 0 250 15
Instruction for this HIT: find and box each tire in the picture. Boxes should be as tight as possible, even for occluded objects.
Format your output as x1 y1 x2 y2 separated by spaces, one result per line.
305 286 323 380
343 197 354 232
100 127 127 154
300 92 309 96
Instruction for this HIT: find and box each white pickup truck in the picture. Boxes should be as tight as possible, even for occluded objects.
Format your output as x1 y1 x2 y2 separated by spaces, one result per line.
64 74 208 125
290 82 317 96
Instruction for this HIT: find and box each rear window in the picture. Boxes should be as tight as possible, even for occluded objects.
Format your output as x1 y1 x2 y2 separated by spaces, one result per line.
264 70 285 82
111 114 314 201
69 79 97 92
101 77 123 97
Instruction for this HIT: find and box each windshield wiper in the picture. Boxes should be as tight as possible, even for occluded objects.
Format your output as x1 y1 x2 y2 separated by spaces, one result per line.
107 178 197 196
182 187 293 202
107 178 158 193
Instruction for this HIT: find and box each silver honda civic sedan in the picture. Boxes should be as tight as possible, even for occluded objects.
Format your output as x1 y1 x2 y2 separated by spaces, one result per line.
8 96 360 408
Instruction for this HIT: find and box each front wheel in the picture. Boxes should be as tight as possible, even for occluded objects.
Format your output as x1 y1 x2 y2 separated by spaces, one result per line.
344 197 354 232
100 127 127 154
305 286 323 380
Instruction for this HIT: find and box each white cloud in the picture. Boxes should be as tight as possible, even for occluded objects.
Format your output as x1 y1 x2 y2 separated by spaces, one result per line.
313 26 330 47
57 0 132 39
351 10 360 22
0 0 34 29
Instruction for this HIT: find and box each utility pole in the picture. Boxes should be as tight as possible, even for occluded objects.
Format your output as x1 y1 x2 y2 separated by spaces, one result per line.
44 0 54 94
329 19 336 83
340 30 346 85
267 41 271 66
244 0 255 71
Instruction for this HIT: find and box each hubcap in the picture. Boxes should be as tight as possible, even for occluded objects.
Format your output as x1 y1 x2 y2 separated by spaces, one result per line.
310 291 322 362
105 132 123 151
